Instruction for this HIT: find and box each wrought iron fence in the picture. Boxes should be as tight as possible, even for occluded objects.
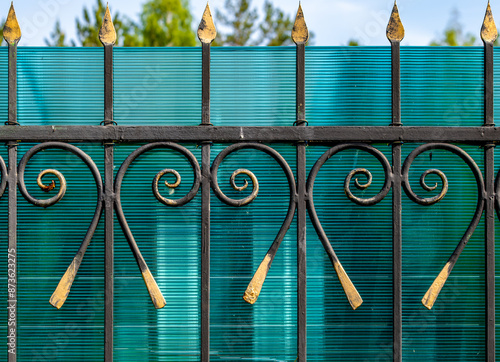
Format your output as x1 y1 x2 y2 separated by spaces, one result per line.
1 1 499 361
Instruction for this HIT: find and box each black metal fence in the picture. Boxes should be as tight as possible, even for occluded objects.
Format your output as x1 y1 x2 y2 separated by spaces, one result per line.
2 2 499 361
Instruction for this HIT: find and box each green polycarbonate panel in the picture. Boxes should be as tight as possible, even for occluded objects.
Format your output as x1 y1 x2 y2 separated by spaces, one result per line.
0 46 493 360
306 146 392 361
401 47 484 126
17 144 105 361
113 144 201 361
402 145 485 361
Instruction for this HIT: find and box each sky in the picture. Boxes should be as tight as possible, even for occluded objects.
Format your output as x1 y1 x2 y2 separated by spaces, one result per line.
7 0 498 46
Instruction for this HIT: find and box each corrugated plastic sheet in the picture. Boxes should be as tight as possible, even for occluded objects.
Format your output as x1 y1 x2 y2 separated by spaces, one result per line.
0 46 494 361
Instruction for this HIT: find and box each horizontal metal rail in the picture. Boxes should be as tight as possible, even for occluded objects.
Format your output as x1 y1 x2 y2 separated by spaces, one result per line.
0 125 499 144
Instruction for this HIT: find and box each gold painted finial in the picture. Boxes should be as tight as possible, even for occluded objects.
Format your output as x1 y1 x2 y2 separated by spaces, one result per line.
198 3 217 43
386 1 404 42
292 4 309 44
3 2 21 45
99 3 117 45
481 1 498 43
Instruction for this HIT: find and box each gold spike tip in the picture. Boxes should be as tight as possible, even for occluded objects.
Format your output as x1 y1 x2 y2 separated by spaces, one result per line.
292 4 309 44
481 2 498 44
3 3 21 45
386 2 405 42
198 3 217 43
99 4 117 45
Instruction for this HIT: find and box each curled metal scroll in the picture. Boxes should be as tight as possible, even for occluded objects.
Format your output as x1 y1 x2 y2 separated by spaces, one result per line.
307 143 393 310
115 142 201 309
211 143 296 305
0 155 7 199
17 142 103 309
402 143 484 310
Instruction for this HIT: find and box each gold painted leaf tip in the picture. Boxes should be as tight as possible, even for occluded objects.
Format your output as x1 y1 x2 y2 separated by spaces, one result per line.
481 2 498 43
3 3 21 45
198 3 217 43
99 4 117 45
292 4 309 44
386 2 404 42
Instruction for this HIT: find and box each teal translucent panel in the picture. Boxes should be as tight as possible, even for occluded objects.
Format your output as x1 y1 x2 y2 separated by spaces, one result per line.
17 48 103 125
402 145 485 361
307 47 391 126
16 144 105 361
113 144 201 361
114 48 200 125
210 144 297 360
211 47 295 126
306 145 392 361
0 47 495 361
401 47 484 126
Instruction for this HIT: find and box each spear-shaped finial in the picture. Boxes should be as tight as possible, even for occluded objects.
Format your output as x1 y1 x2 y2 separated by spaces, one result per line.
481 1 498 43
3 2 21 45
386 1 404 42
99 3 117 45
292 4 309 44
198 3 217 43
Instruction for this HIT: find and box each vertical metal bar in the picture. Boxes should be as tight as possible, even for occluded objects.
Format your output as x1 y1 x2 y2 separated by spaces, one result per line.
201 141 210 362
197 5 216 360
387 3 404 361
391 41 402 362
8 45 17 126
484 40 495 362
7 142 17 362
104 142 114 362
481 3 497 359
296 43 307 362
292 6 308 360
99 6 116 361
3 5 21 361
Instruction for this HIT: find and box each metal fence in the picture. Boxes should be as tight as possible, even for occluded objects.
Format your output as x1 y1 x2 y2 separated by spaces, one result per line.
1 2 499 361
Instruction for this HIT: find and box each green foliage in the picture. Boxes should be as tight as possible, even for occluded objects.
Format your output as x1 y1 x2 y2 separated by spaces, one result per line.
45 20 76 47
215 0 258 46
137 0 196 46
215 0 310 46
347 39 360 46
430 9 476 46
76 0 138 46
257 0 293 46
74 0 195 47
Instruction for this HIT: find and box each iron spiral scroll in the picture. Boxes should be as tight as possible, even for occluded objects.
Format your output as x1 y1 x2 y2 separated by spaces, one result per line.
16 142 104 309
114 142 201 309
402 143 485 310
211 143 296 305
306 143 393 310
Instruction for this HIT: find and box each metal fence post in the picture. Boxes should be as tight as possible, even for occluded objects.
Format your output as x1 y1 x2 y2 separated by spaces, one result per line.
198 5 216 361
386 3 404 361
481 2 497 360
293 5 309 361
99 5 116 361
3 4 21 361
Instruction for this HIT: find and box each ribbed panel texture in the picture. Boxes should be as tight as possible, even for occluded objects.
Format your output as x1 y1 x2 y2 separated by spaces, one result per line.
0 46 495 361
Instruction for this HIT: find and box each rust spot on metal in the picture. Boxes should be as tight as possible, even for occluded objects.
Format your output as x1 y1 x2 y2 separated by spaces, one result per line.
422 261 452 310
243 253 272 304
40 180 55 192
386 1 404 42
481 1 498 43
292 4 309 44
3 2 21 45
99 3 117 46
142 268 166 309
198 3 217 44
333 260 363 310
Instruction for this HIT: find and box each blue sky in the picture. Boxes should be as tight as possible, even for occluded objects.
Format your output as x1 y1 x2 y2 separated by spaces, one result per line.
7 0 497 46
